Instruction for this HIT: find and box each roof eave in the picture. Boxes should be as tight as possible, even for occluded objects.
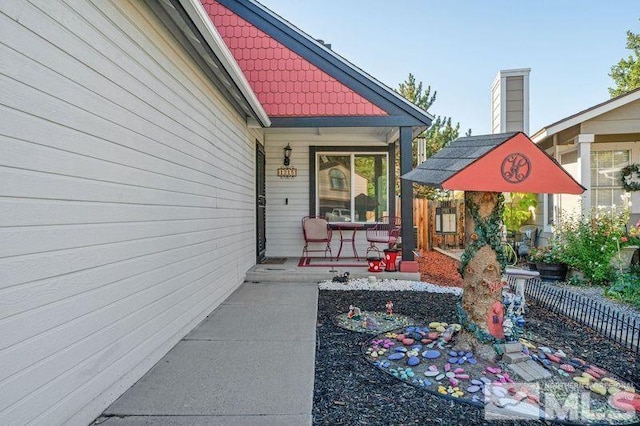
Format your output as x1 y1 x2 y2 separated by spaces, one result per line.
178 0 271 127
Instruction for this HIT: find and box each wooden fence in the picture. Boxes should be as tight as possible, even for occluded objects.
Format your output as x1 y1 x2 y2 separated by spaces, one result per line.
395 198 465 251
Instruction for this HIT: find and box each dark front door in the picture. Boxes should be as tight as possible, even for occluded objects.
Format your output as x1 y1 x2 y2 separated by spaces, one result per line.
256 141 266 262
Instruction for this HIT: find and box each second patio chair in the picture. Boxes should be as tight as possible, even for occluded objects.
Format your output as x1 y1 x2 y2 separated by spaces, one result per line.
302 215 333 260
365 216 401 258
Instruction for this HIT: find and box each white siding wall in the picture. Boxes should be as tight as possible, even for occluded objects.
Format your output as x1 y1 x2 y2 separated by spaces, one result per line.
0 1 259 424
264 131 388 257
505 76 524 132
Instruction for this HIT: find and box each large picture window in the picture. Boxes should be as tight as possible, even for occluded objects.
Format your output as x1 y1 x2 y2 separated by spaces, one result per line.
317 153 388 223
591 149 630 211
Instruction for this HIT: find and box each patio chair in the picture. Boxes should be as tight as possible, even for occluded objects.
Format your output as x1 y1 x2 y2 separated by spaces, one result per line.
365 216 401 258
302 215 333 260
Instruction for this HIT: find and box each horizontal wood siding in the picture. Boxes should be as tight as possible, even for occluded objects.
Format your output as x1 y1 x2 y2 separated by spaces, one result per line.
0 1 257 424
505 76 524 132
264 132 387 257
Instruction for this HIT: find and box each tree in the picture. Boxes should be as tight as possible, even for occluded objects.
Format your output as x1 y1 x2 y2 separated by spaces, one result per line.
395 73 466 198
609 25 640 97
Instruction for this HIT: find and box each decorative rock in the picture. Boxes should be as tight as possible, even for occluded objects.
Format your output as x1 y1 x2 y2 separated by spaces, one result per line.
573 376 591 386
428 332 439 340
402 338 415 346
538 346 552 353
555 350 567 358
388 352 405 361
456 374 470 380
428 322 441 329
448 357 458 364
436 326 445 332
486 367 501 374
445 371 455 378
428 364 438 371
424 370 439 377
395 334 405 341
449 377 459 386
582 372 596 381
560 364 575 373
546 354 561 364
435 373 445 381
590 383 607 395
394 347 408 353
492 386 508 398
467 385 481 393
480 377 492 384
407 356 420 366
454 367 465 374
444 363 451 372
585 369 601 380
422 350 441 359
471 379 484 386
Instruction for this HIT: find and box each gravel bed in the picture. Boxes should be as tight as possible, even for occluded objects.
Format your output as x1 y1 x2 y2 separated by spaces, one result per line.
313 289 639 426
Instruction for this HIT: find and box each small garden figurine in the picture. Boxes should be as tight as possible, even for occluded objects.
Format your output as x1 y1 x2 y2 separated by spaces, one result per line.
347 304 362 320
385 300 394 318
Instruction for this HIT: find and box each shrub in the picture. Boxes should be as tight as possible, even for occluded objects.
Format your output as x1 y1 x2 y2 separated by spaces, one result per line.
554 210 628 286
605 268 640 308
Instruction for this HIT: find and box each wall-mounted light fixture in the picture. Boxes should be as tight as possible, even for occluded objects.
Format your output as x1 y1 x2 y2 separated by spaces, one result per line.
283 143 292 166
277 143 297 179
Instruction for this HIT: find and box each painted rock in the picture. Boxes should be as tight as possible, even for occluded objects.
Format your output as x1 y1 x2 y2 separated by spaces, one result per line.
585 369 601 379
486 367 501 374
448 357 458 364
428 332 440 340
589 365 607 376
590 383 607 396
539 346 552 353
394 347 408 353
445 372 455 378
480 377 492 384
537 351 547 359
424 370 439 377
428 364 438 371
444 363 451 372
402 338 415 346
456 374 470 380
467 385 481 393
436 326 445 332
388 352 405 361
448 350 458 357
422 350 441 359
492 387 508 398
407 356 420 366
471 379 484 386
449 377 459 386
573 376 591 386
421 339 432 344
435 373 445 381
560 364 575 373
454 368 465 374
395 334 405 341
582 372 596 381
428 322 441 329
546 354 561 363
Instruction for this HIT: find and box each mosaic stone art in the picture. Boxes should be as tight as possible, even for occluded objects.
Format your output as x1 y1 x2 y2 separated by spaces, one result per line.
333 310 415 334
362 323 639 424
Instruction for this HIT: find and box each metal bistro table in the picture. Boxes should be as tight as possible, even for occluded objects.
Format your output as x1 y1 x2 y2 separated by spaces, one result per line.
330 222 365 260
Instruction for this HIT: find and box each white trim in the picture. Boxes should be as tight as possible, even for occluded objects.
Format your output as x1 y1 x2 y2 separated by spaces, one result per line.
532 89 640 143
178 0 271 127
523 72 530 135
500 77 506 132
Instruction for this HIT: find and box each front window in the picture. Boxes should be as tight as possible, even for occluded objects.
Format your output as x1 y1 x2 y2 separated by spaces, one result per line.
317 153 388 223
591 150 630 212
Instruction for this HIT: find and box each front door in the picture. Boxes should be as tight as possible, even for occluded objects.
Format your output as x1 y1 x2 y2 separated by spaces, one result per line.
256 141 266 262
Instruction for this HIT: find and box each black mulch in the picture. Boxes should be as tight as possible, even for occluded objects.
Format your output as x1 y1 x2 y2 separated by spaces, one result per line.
313 290 640 426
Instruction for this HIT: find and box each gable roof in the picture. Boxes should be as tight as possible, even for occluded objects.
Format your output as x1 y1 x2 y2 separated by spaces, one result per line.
153 0 270 127
201 0 433 128
403 132 585 194
531 87 640 143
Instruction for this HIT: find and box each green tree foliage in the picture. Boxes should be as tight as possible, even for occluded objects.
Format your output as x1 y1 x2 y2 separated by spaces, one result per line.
609 25 640 97
502 192 537 232
395 73 466 198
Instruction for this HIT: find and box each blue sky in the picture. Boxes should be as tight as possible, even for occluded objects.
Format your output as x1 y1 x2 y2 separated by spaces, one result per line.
258 0 638 135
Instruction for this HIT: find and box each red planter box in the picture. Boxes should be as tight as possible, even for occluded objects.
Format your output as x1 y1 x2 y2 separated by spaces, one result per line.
399 261 419 273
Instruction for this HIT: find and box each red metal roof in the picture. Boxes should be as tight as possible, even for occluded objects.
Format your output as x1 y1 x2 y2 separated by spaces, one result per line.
201 1 388 117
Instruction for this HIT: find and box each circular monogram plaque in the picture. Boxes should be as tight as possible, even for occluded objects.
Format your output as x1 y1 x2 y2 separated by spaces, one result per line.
501 153 531 183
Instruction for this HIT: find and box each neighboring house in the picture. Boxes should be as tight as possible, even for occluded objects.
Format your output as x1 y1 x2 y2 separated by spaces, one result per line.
531 88 640 236
0 1 430 425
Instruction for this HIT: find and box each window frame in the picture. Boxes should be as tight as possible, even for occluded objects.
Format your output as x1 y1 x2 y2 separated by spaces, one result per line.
310 145 394 223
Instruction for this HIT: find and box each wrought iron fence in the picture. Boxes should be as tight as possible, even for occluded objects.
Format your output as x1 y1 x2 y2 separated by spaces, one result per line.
516 277 640 354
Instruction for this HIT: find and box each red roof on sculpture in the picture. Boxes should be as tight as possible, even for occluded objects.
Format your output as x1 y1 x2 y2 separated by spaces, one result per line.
201 0 388 117
403 132 585 194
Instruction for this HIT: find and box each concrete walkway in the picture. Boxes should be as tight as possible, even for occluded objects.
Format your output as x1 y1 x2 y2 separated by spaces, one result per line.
96 280 318 425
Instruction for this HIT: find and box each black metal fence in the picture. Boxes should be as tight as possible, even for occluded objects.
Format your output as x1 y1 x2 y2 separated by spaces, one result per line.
516 277 640 354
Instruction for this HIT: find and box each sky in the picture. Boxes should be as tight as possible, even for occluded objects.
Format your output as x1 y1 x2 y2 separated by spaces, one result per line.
258 0 638 135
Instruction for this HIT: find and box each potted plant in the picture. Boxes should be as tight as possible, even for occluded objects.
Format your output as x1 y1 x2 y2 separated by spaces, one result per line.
529 243 568 281
614 219 640 270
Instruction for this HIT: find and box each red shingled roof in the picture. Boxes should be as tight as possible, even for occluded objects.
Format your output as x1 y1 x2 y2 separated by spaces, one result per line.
201 0 388 117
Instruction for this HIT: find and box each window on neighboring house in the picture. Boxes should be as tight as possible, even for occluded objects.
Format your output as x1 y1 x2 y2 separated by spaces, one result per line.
329 169 347 190
591 150 630 212
317 153 388 223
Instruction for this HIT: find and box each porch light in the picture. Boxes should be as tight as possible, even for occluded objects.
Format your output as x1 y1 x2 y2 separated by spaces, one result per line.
283 143 292 166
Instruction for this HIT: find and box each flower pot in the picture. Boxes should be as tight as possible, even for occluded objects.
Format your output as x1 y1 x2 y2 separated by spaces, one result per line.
611 246 639 270
534 262 568 281
383 249 400 272
367 257 385 273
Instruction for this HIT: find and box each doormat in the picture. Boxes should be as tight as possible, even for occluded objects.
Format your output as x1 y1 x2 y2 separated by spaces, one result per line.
298 257 367 267
259 257 287 264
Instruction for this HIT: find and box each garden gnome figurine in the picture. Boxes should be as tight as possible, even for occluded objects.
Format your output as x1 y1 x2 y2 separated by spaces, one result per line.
385 300 394 317
347 305 362 320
